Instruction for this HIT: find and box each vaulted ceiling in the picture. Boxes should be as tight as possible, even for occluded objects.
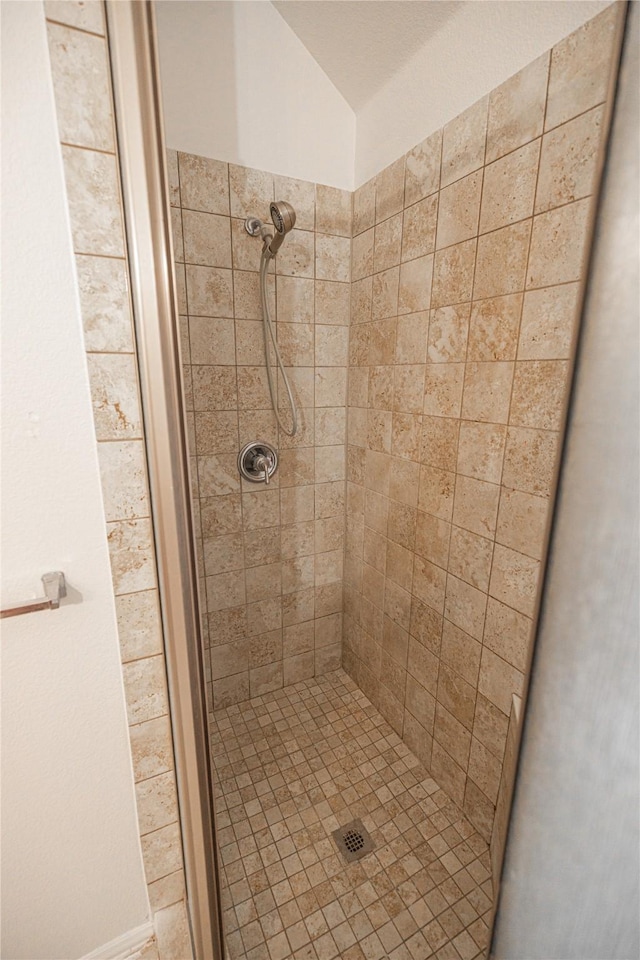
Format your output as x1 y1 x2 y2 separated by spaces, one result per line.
272 1 462 110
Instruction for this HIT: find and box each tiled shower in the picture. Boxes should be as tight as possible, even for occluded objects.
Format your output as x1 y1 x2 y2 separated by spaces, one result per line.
165 5 619 957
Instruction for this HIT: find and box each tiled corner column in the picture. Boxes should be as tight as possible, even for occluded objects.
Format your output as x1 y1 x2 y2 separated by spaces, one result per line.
343 4 620 842
44 2 191 956
167 153 352 711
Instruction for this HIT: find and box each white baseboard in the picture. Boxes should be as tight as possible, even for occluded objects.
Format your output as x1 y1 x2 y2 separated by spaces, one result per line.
82 922 155 960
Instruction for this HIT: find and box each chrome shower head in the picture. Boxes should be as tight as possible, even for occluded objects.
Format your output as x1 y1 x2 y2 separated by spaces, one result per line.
266 201 296 256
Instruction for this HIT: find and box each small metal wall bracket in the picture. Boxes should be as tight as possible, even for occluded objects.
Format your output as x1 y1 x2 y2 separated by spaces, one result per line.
238 441 278 485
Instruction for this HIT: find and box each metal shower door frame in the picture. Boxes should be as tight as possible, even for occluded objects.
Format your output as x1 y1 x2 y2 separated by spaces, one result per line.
105 3 223 958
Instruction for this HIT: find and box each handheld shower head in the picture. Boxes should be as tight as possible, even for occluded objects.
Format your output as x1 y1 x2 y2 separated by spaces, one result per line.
266 201 296 257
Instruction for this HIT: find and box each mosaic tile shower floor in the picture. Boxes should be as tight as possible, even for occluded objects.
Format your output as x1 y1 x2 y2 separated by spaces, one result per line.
211 670 493 960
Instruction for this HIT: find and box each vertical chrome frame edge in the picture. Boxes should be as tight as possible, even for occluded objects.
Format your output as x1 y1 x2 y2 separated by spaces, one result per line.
104 3 223 957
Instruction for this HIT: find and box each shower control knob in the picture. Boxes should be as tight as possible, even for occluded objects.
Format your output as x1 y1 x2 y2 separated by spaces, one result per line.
238 441 278 485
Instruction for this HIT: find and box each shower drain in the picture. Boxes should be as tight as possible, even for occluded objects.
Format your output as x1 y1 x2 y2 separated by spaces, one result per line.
332 819 375 863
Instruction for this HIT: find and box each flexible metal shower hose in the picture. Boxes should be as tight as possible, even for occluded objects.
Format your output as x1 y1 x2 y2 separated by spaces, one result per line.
259 250 298 437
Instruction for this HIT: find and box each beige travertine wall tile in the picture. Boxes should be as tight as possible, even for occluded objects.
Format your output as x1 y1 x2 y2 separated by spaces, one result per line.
170 207 184 262
352 227 374 281
431 740 466 807
375 156 406 222
352 176 376 236
140 822 183 885
437 662 476 731
277 228 315 278
435 702 472 768
174 262 187 313
421 415 459 472
398 255 433 316
441 96 488 188
444 574 487 642
428 303 470 363
448 526 493 593
510 360 569 430
129 715 174 783
277 275 314 324
440 620 481 687
315 326 349 367
229 164 273 218
166 150 180 207
192 367 237 412
316 279 349 325
316 233 350 282
479 140 540 234
47 23 113 151
230 216 261 271
316 183 351 236
418 464 455 522
486 53 549 163
154 900 192 960
372 267 400 320
423 362 464 417
374 212 403 272
457 421 507 485
518 283 580 360
62 146 125 256
76 255 133 352
116 591 163 663
536 106 603 213
545 3 618 131
436 171 482 250
182 210 231 268
496 488 548 560
402 194 438 261
45 0 105 33
395 311 429 364
474 691 509 761
107 518 156 594
179 152 228 215
277 323 313 366
432 240 476 308
489 543 540 617
98 440 149 521
147 870 185 913
453 476 500 539
527 198 591 288
405 128 442 206
474 220 531 299
122 656 169 725
483 597 532 675
185 264 234 317
468 737 502 804
461 362 514 424
478 647 524 716
87 353 142 440
502 425 559 498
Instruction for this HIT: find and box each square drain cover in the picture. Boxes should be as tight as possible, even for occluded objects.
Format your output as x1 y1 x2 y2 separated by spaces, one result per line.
332 819 375 863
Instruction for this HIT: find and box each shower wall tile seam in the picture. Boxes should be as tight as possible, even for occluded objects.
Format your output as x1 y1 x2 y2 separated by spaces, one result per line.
45 4 192 955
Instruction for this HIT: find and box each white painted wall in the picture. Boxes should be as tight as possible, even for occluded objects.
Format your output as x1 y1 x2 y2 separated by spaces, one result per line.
355 0 612 184
155 0 612 190
155 0 356 189
0 4 149 958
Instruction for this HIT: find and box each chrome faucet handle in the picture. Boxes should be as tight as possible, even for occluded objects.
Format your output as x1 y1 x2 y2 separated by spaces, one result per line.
254 454 271 485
